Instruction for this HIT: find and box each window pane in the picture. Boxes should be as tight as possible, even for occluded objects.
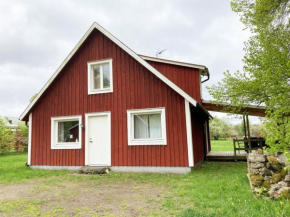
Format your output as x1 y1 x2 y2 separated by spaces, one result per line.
134 115 149 139
103 64 110 89
58 120 79 143
149 114 162 138
133 113 162 139
93 66 101 90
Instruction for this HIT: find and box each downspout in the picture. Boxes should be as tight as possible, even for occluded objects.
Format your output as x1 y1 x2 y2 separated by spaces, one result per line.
201 67 210 83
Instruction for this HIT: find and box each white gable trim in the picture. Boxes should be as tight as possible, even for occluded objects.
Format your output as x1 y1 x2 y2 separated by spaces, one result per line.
185 99 194 167
27 112 32 165
140 55 207 71
20 23 197 120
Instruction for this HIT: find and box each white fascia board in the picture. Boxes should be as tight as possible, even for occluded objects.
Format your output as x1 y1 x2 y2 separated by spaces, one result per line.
20 23 197 120
139 55 206 70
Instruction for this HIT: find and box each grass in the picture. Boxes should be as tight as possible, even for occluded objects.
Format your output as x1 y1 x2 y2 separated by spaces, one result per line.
211 139 234 152
0 152 68 184
1 152 290 216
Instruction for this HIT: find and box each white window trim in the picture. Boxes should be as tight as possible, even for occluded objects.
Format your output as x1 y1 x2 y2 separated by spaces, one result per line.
87 59 113 95
51 115 82 149
127 108 167 145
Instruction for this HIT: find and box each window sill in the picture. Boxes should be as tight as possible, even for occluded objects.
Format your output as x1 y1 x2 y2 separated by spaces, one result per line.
128 139 167 146
88 89 113 95
51 143 81 150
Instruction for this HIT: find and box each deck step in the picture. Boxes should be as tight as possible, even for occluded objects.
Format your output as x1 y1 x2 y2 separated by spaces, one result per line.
79 166 111 174
206 151 248 161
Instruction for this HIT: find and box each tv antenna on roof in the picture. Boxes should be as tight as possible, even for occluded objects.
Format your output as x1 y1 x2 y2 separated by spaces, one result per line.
156 49 167 58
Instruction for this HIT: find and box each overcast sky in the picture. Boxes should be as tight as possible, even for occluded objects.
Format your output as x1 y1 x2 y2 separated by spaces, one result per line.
0 0 260 123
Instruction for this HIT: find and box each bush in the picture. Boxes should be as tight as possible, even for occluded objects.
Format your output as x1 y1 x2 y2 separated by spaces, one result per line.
13 123 28 152
0 119 15 153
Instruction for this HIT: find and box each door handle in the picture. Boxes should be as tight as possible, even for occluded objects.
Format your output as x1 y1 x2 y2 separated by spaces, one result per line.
90 138 93 143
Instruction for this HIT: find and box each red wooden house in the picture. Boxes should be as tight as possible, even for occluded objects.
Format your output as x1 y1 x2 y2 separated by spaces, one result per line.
20 23 211 174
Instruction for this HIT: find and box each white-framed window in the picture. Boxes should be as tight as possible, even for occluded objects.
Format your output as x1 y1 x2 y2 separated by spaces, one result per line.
127 108 167 145
87 59 113 95
51 116 82 149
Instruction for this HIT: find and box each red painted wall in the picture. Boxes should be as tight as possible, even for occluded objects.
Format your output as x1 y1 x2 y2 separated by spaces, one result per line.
190 106 208 164
29 29 196 167
146 61 201 104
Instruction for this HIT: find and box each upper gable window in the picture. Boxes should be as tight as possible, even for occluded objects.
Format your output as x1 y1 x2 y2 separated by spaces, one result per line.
87 59 113 94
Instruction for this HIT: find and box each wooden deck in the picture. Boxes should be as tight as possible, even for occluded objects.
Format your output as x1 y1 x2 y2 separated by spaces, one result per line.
206 151 248 161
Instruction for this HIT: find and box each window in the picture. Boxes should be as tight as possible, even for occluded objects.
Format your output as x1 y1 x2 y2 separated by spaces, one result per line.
127 108 167 145
51 116 82 149
87 59 113 94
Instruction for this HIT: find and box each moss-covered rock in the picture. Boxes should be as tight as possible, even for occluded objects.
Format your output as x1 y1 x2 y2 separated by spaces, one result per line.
249 155 266 163
278 187 290 199
281 168 287 178
262 180 271 189
272 173 282 184
267 156 282 172
250 174 264 186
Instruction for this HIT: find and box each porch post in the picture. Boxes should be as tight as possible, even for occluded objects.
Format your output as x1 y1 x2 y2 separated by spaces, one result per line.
243 115 247 138
246 113 251 153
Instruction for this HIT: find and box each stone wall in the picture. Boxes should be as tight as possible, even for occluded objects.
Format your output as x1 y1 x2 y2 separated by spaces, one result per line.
247 150 290 198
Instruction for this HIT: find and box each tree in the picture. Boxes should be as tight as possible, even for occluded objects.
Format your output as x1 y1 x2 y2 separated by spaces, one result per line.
210 117 234 140
207 0 290 157
234 120 265 137
14 122 28 152
0 118 15 153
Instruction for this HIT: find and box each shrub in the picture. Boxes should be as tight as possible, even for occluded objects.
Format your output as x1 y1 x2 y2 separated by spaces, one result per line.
13 123 28 152
0 119 15 153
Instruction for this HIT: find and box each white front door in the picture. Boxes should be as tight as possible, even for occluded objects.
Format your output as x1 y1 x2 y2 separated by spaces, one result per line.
86 113 111 166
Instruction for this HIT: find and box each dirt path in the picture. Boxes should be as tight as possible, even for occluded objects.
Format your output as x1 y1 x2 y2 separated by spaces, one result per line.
0 175 167 216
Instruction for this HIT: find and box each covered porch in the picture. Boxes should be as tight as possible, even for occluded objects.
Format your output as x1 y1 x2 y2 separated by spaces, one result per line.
202 100 266 161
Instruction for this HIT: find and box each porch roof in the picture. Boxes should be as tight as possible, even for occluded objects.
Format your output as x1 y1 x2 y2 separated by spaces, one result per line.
202 100 266 117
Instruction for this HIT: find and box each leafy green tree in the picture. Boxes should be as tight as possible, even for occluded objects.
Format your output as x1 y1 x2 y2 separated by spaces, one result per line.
0 118 15 153
234 120 265 137
210 117 234 140
18 122 28 138
207 0 290 157
13 122 29 152
234 123 245 137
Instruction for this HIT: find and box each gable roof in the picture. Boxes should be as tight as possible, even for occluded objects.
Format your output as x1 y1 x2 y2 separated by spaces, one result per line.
140 55 209 76
20 22 200 121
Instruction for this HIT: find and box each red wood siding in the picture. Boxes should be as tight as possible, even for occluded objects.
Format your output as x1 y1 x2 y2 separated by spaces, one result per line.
190 107 207 164
30 29 190 167
146 61 202 104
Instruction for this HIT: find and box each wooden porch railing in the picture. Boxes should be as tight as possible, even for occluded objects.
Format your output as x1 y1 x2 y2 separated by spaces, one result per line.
233 137 265 161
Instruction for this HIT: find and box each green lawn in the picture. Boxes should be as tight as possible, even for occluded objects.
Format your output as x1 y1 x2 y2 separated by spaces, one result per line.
0 153 289 216
0 152 68 184
211 139 234 152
